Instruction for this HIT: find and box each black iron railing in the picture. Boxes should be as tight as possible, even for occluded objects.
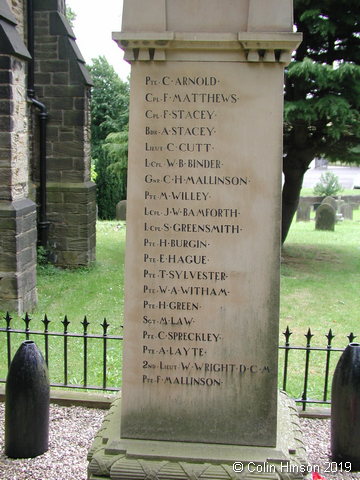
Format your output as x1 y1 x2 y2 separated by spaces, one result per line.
0 312 123 392
279 326 357 410
0 313 356 409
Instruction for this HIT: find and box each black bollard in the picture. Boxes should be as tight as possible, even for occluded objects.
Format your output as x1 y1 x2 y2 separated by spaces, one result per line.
5 340 50 458
331 342 360 471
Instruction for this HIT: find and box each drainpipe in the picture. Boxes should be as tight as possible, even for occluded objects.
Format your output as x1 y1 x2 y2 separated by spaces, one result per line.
27 0 50 249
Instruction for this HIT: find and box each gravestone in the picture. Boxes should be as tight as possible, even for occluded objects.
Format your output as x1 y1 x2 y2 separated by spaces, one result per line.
88 2 304 479
322 196 337 212
115 200 127 221
296 199 311 222
315 203 336 231
340 203 353 220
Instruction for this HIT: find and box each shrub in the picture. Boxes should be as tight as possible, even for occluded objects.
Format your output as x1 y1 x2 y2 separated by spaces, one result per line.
313 171 343 197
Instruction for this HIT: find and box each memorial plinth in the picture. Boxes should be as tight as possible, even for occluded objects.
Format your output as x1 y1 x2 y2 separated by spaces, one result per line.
88 1 303 479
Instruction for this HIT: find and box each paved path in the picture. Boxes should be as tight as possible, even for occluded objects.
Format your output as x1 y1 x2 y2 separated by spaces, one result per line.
302 166 360 190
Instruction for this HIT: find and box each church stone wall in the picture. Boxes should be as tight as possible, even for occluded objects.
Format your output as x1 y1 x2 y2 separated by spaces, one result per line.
0 0 37 313
32 0 96 267
0 0 95 313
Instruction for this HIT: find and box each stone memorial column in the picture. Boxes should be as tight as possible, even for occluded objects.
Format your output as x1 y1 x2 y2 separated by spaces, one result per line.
89 2 303 479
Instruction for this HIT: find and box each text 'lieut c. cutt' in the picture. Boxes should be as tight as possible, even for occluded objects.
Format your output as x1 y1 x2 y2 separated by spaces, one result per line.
137 70 256 388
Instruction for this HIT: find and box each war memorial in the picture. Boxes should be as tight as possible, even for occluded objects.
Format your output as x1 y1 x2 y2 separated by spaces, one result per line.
88 1 304 479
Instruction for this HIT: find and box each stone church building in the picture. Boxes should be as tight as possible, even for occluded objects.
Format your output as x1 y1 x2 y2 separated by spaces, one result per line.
0 0 96 313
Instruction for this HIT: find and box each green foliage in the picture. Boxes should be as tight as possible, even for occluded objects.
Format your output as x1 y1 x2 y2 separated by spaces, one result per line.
89 56 129 156
102 131 128 175
312 171 343 197
95 149 125 219
282 1 360 242
98 130 128 217
90 164 97 182
89 57 130 219
284 1 360 164
37 246 49 266
65 6 76 27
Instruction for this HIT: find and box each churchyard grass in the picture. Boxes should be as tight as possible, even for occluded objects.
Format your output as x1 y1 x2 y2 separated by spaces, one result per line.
0 221 126 389
1 214 359 401
36 221 126 324
300 187 358 196
280 208 360 402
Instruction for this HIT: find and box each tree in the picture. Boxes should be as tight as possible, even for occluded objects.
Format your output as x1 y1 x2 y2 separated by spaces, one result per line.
65 6 76 27
88 57 130 218
103 131 128 182
282 0 360 242
96 131 129 219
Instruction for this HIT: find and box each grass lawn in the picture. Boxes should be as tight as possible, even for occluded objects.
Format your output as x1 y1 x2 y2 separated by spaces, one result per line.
36 221 126 329
0 221 126 389
281 209 360 343
280 208 360 402
1 211 359 402
300 187 359 197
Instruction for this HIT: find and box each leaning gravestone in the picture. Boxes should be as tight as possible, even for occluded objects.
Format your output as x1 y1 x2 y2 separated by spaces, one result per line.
115 200 127 221
322 196 338 212
340 203 353 220
88 1 304 479
296 199 311 222
316 203 336 231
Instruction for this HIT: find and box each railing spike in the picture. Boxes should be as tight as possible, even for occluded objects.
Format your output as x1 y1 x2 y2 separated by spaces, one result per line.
81 316 90 334
283 326 292 343
326 328 335 345
5 312 12 329
305 328 314 344
42 314 51 332
23 312 31 330
101 318 109 336
62 315 70 333
348 332 357 343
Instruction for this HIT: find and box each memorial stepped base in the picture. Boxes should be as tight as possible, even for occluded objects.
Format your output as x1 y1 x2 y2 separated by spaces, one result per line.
87 392 308 480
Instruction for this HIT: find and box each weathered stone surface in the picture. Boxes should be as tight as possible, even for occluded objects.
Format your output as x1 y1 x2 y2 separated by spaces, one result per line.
0 99 12 114
0 199 37 313
296 199 311 222
1 4 34 312
47 182 96 267
49 96 73 109
54 249 94 267
315 203 336 231
88 392 308 480
322 195 337 211
115 200 127 221
44 84 84 97
340 203 353 220
28 3 95 271
33 0 64 12
110 0 301 465
63 110 84 126
0 56 11 68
